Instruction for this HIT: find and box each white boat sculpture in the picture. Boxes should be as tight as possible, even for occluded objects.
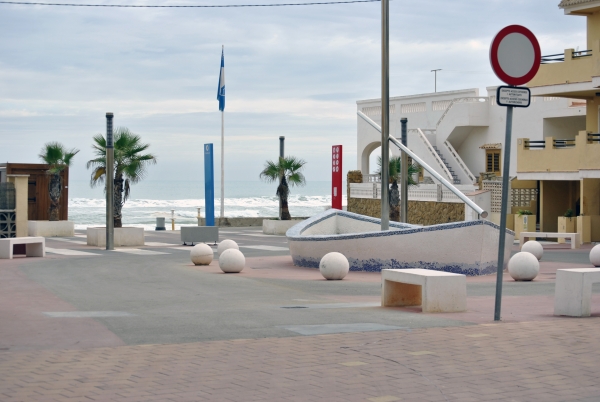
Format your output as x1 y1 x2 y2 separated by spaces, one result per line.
286 209 514 276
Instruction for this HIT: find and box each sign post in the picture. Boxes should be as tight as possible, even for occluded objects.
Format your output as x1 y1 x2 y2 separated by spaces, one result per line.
489 25 541 321
332 145 342 210
204 144 215 227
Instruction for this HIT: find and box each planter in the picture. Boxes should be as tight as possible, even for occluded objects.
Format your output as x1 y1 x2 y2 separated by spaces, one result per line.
28 220 75 237
87 227 145 247
262 219 305 235
557 217 576 244
514 214 536 241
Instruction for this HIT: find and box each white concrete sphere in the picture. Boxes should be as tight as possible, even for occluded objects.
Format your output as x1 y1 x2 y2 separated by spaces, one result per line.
217 239 239 256
590 244 600 267
219 249 245 273
508 252 540 281
319 252 349 280
190 243 213 265
521 240 543 260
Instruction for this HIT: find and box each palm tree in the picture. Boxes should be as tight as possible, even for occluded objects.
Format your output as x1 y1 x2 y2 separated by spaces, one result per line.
259 156 306 220
376 155 421 222
87 128 157 228
38 142 79 221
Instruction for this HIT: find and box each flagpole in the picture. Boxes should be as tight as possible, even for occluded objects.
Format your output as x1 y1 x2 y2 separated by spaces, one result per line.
220 45 225 220
220 107 224 219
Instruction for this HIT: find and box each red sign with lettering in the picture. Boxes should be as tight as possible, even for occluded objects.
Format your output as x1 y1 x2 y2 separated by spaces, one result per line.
332 145 342 210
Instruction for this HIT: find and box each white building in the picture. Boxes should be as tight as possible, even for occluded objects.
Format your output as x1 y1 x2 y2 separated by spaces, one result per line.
356 87 586 187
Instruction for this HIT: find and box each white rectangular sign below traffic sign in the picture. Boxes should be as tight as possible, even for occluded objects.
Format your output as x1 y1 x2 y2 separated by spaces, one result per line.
497 86 531 108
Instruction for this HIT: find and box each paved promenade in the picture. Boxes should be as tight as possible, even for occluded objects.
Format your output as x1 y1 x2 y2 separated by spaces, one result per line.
0 229 599 401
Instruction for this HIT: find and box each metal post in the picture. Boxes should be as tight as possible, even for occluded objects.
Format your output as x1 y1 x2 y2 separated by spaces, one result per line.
105 113 114 251
197 207 202 226
431 69 441 92
400 118 408 223
171 209 175 231
494 105 514 321
279 136 285 220
380 0 390 231
220 110 224 220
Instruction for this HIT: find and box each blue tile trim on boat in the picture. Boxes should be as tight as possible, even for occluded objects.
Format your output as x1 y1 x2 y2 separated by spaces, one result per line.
286 209 514 242
291 255 497 276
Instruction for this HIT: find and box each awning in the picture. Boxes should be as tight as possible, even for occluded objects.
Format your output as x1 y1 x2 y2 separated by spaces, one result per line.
479 143 502 150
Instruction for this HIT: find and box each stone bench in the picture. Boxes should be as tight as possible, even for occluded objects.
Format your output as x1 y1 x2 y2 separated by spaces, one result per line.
554 268 600 317
381 269 467 313
520 232 580 249
0 237 45 259
181 226 219 245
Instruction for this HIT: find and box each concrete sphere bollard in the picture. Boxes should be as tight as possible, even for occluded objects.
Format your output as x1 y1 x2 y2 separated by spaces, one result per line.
219 249 245 273
521 240 543 261
190 243 213 265
217 239 239 256
590 244 600 267
319 252 349 280
508 251 540 281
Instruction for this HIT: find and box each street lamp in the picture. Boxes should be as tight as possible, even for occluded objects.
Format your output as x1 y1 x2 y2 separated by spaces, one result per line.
431 69 442 92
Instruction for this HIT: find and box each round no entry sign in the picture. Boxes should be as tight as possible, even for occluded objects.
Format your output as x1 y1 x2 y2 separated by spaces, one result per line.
490 25 541 86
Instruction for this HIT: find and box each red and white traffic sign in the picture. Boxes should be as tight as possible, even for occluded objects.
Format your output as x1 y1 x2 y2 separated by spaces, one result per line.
490 25 541 86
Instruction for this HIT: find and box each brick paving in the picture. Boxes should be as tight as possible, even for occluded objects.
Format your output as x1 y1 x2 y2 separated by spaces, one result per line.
1 318 599 401
1 236 599 401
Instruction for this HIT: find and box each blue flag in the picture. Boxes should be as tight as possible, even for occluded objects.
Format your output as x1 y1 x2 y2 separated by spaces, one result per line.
217 48 225 111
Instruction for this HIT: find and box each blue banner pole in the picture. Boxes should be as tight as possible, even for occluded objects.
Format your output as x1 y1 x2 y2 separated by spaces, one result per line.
204 144 215 226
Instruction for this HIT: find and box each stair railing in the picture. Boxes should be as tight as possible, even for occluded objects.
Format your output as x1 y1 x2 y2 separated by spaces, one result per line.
435 97 489 130
358 110 487 218
412 128 454 182
443 140 476 183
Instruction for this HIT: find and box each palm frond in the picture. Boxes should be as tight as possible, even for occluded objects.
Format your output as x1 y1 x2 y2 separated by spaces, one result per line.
259 160 281 182
39 141 79 174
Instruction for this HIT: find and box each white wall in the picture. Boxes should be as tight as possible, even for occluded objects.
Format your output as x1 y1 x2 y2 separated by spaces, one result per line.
357 88 479 175
357 86 586 180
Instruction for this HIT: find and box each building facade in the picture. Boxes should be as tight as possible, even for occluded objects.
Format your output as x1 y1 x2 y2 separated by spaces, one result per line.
519 0 600 242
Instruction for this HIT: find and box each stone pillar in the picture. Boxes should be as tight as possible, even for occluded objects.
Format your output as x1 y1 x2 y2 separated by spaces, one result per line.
7 175 29 237
347 170 363 215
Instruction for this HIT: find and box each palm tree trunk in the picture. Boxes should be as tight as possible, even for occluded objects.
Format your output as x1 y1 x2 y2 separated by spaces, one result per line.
389 179 400 222
277 177 291 221
48 173 62 221
114 174 124 228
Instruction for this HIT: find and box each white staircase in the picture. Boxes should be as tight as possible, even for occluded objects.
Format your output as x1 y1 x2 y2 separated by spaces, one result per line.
432 145 461 184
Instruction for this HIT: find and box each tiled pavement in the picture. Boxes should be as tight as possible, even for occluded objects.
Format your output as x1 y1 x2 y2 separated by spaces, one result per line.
1 319 599 401
1 232 599 401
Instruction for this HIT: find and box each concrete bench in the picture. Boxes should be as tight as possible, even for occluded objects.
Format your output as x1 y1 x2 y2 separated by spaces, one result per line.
0 236 45 259
181 226 219 245
520 232 580 249
381 269 466 313
554 268 600 317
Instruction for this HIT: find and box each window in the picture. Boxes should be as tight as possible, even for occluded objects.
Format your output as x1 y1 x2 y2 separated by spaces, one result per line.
486 150 501 175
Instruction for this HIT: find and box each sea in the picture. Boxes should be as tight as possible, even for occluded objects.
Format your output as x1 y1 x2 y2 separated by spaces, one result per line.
68 180 346 230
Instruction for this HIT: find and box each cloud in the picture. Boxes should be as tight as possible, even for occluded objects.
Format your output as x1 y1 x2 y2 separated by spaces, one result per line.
0 0 588 183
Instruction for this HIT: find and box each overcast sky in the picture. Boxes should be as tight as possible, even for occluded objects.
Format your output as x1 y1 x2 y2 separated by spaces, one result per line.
0 0 586 186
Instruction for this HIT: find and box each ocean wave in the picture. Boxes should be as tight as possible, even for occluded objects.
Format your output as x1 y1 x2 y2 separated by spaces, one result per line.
69 195 339 209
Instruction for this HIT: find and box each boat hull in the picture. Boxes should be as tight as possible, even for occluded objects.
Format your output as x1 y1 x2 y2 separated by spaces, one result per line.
286 210 514 276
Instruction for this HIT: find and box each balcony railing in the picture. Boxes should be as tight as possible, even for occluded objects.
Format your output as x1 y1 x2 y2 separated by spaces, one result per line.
541 53 564 63
554 139 576 148
540 49 591 64
363 173 381 183
349 183 467 203
524 139 581 149
524 140 545 149
588 133 600 143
